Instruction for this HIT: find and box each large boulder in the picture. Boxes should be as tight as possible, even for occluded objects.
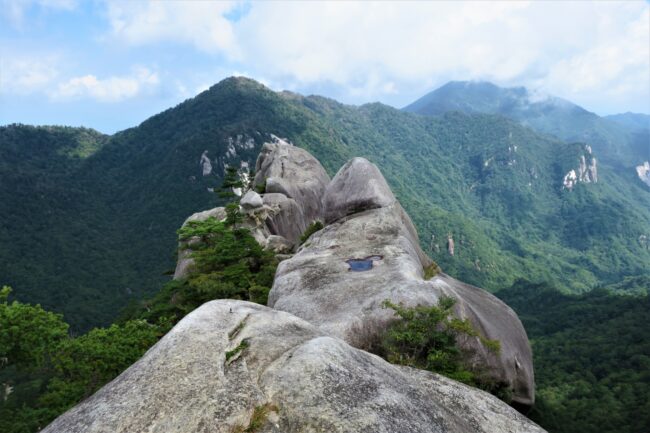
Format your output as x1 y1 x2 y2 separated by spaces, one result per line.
254 140 330 237
240 190 264 210
269 158 535 407
262 193 306 244
323 157 396 223
41 300 544 433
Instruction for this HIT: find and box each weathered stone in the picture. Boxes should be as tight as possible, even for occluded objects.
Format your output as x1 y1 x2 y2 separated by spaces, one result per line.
265 235 294 254
262 193 306 244
41 300 545 433
199 150 212 176
173 207 226 279
240 190 264 210
323 157 396 224
254 141 330 227
271 163 535 407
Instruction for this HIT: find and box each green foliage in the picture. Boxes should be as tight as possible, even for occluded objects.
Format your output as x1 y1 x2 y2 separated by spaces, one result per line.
36 320 162 418
219 166 244 200
498 281 650 433
232 403 278 433
379 298 503 395
0 293 162 433
1 215 277 432
299 220 324 245
2 77 649 335
133 218 277 326
0 286 69 371
423 262 441 280
225 339 249 362
254 179 266 194
224 203 244 227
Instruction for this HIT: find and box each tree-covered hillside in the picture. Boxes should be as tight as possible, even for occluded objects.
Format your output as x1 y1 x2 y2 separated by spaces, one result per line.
404 81 650 168
497 283 650 433
1 77 649 330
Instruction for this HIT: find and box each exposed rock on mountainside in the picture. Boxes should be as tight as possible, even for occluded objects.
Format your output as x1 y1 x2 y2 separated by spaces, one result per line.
254 139 330 232
637 161 650 187
173 207 227 279
563 146 598 190
174 137 330 279
41 301 544 433
41 136 543 433
270 157 535 407
200 150 212 176
404 80 647 168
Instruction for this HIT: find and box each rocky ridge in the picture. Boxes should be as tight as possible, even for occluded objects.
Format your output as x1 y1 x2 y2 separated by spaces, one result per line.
43 140 543 433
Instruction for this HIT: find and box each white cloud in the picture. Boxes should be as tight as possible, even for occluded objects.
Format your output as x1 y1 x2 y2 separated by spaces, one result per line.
3 1 648 115
545 7 650 103
105 1 239 56
0 55 60 94
230 1 649 110
50 67 160 102
1 0 77 28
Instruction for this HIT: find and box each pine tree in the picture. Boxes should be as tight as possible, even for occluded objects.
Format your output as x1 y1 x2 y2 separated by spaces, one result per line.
218 166 243 200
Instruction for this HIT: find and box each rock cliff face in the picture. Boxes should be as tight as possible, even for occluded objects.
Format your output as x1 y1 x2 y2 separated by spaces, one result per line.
43 140 542 433
562 145 598 190
41 301 544 433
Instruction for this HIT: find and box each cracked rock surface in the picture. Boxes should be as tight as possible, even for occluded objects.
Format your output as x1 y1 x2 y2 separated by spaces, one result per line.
41 301 544 433
43 143 543 432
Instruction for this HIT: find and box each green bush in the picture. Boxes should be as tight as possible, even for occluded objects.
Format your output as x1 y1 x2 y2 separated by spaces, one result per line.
254 179 266 194
0 218 279 432
299 221 324 245
379 297 505 398
136 218 278 326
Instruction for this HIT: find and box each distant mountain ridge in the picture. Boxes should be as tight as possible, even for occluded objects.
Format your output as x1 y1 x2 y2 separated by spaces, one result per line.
404 81 650 168
2 77 649 330
605 112 650 132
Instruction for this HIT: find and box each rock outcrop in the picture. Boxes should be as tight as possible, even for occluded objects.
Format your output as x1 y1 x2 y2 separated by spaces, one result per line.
200 150 212 176
270 157 535 407
44 145 543 432
173 206 226 279
322 157 395 223
41 301 544 433
637 161 650 187
254 141 330 238
563 145 598 190
174 138 330 280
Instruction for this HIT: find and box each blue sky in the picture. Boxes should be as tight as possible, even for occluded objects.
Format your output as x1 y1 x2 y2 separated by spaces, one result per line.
1 0 649 134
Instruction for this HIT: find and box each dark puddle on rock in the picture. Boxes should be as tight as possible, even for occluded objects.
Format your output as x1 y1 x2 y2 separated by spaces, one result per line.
346 255 383 272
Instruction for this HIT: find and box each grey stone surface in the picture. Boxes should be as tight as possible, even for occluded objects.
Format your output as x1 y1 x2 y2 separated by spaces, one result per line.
265 235 294 254
173 207 226 279
41 300 544 433
82 146 542 432
262 193 306 244
271 161 535 407
323 157 396 224
240 190 264 210
254 141 330 229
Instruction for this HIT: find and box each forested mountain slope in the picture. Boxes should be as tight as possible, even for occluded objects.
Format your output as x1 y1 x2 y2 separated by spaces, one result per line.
2 77 649 330
498 283 650 433
404 81 650 168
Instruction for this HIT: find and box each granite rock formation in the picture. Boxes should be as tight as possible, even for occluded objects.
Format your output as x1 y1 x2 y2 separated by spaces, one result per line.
270 157 535 407
41 301 544 433
43 142 542 432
